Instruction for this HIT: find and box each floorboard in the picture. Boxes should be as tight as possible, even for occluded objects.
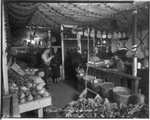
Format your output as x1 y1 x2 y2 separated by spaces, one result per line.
21 78 80 118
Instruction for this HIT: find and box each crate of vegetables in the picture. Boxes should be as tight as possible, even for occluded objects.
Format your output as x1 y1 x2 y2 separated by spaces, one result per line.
112 86 134 105
100 82 115 99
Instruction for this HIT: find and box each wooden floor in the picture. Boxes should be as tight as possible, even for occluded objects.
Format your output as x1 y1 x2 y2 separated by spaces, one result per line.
46 78 80 109
21 78 80 118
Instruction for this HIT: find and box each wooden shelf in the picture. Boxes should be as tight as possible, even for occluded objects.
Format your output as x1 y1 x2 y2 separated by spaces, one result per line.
19 95 52 117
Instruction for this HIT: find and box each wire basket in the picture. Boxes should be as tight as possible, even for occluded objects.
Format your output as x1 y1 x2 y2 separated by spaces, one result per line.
100 82 115 99
112 86 134 104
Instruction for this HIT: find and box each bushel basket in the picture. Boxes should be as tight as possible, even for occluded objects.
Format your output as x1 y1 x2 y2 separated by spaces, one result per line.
100 82 115 99
113 86 134 105
90 79 103 93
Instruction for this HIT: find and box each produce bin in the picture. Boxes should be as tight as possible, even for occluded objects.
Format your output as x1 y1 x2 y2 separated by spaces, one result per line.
112 86 134 104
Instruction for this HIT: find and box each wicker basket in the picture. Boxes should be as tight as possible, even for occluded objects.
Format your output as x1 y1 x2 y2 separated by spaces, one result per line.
100 82 115 99
90 79 103 93
113 86 134 104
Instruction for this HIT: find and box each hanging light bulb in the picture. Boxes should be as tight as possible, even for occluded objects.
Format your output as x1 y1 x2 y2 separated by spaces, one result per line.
102 31 106 38
108 32 112 39
97 31 101 38
118 32 122 38
103 40 106 44
122 32 126 38
113 32 118 39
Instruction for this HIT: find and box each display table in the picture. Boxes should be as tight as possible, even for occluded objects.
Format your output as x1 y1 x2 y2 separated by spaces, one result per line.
88 66 141 93
19 95 52 117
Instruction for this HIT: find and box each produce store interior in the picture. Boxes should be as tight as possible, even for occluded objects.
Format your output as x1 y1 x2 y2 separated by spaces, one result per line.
1 0 149 118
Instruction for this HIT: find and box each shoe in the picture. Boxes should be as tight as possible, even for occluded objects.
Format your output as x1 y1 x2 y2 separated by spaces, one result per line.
56 80 59 84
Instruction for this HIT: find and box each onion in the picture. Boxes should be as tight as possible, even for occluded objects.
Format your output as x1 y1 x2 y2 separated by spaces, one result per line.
37 82 46 87
12 83 17 88
38 88 45 95
43 92 49 97
27 82 33 88
36 84 43 91
20 86 27 92
19 98 26 104
27 94 33 101
20 92 25 99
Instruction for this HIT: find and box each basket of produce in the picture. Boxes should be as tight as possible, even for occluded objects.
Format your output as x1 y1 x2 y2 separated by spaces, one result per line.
90 79 103 93
100 82 115 99
112 86 134 104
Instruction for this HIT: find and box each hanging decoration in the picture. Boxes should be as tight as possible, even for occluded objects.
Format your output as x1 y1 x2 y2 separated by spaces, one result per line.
70 3 102 17
108 32 112 39
118 32 122 38
127 32 130 37
84 29 89 37
44 3 81 23
52 37 56 43
90 29 95 38
113 32 118 39
78 31 83 36
96 31 102 38
122 32 126 38
58 3 99 19
102 31 106 39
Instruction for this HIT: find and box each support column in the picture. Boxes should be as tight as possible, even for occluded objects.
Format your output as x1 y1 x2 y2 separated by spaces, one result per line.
132 10 139 93
61 25 65 80
132 10 138 77
48 30 52 55
2 1 9 95
77 32 82 54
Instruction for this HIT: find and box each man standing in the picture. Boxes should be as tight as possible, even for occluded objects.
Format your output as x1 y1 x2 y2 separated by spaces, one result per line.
41 48 54 87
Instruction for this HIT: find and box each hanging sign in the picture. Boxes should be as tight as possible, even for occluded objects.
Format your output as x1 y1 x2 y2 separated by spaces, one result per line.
90 29 95 38
108 32 112 39
113 32 118 39
118 32 122 38
102 31 106 38
122 32 126 38
96 31 101 38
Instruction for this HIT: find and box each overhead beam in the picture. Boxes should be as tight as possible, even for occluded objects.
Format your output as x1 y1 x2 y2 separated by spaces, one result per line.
4 0 134 3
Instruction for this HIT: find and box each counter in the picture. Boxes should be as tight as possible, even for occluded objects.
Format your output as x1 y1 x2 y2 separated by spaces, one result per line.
88 66 141 93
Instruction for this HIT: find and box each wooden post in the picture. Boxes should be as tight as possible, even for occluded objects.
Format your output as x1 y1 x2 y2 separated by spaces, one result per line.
0 0 2 115
77 32 82 54
132 10 138 93
132 11 138 77
2 1 9 95
48 30 52 55
61 25 65 80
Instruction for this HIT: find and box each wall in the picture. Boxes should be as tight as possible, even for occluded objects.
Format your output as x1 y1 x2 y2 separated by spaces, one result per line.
111 28 149 58
11 27 61 46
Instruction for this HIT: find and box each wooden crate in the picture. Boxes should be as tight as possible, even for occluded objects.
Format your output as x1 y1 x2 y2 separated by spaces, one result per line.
79 88 102 101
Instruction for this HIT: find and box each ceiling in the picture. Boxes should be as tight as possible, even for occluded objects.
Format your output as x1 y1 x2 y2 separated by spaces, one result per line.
5 1 149 32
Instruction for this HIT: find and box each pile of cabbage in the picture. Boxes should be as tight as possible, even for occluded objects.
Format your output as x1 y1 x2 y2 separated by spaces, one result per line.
8 69 50 104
